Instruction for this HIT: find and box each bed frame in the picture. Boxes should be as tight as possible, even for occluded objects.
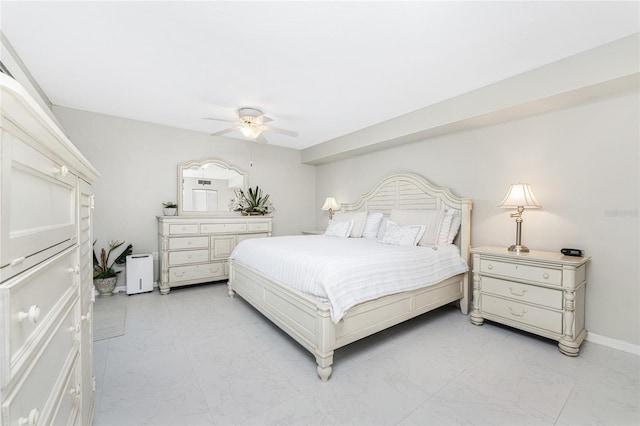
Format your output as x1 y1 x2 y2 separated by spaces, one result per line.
228 173 472 381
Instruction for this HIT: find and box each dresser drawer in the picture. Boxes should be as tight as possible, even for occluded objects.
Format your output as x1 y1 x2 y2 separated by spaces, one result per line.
481 294 562 334
480 259 562 286
481 277 562 309
1 249 78 385
48 352 80 426
1 302 78 426
1 131 77 280
168 224 199 235
201 223 247 233
168 249 209 266
168 236 209 250
169 262 225 283
247 222 270 232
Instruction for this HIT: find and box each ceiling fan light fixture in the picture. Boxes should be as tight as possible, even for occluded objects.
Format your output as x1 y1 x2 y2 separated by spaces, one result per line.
240 124 261 139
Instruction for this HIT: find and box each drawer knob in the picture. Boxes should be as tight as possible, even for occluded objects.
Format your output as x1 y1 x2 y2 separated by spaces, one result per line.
18 408 39 426
68 265 80 275
54 165 69 177
543 273 550 279
81 312 91 321
487 264 493 270
18 305 41 323
69 386 82 401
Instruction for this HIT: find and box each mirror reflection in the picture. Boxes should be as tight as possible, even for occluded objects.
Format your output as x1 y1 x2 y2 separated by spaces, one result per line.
178 159 247 215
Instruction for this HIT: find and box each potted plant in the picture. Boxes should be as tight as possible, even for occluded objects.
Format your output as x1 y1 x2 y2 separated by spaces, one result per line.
162 201 178 216
93 240 132 297
229 186 274 215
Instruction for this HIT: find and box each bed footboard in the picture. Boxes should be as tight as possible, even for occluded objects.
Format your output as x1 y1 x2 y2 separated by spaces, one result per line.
229 260 465 381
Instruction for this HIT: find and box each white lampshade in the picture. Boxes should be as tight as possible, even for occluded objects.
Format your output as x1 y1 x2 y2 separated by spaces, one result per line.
321 197 340 211
499 183 541 208
240 124 262 139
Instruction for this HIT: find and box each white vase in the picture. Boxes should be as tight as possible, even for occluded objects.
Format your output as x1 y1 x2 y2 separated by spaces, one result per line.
163 207 177 216
94 276 117 297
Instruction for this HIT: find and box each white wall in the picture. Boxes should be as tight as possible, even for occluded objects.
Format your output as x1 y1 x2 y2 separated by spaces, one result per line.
315 92 639 346
53 106 316 282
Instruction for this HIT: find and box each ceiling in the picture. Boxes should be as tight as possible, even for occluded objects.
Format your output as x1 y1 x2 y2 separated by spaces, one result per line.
1 1 638 150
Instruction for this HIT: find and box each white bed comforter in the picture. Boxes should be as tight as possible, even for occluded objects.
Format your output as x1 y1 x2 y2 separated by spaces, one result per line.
230 235 468 323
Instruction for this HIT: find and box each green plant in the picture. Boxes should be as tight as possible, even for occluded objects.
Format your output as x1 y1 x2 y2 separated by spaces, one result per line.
93 240 132 279
229 186 273 215
162 201 177 208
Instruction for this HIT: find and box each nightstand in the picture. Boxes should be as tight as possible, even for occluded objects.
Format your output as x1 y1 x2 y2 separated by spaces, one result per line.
470 246 590 356
301 230 325 235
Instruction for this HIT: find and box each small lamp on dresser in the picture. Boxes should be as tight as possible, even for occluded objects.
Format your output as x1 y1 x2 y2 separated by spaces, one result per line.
321 197 340 220
499 183 541 253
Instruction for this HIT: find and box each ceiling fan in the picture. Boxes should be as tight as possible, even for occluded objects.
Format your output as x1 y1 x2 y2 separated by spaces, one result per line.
205 107 298 144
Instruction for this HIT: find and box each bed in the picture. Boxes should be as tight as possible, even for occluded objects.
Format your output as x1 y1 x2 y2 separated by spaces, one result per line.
228 173 472 381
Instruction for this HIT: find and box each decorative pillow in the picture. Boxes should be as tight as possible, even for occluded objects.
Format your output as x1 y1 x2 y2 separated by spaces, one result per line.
376 217 389 239
362 212 384 238
324 219 354 238
333 211 368 238
390 209 445 247
447 213 462 244
378 221 426 247
437 213 454 247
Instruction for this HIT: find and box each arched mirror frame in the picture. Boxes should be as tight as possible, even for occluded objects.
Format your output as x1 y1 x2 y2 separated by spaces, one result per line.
177 158 248 216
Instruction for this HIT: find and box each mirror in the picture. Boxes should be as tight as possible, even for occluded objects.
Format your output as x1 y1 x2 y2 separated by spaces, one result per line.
177 158 248 216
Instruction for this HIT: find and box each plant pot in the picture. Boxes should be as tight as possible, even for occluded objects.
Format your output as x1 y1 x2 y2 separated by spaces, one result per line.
163 207 177 216
241 211 264 216
94 276 117 297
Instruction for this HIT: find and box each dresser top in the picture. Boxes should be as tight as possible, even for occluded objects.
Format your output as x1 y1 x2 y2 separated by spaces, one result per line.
471 246 591 266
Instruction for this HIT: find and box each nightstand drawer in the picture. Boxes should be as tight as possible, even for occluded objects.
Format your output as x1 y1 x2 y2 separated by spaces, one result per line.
482 277 562 309
480 259 562 286
168 249 209 266
481 294 562 334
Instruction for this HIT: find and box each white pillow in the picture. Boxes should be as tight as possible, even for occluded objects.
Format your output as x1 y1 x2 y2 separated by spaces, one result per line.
378 221 426 247
390 209 445 247
324 219 354 238
362 212 384 238
333 211 368 238
437 213 454 247
376 217 389 239
448 214 462 244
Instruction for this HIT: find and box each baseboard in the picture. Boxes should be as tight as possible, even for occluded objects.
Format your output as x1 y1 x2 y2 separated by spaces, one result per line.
586 332 640 356
96 281 158 297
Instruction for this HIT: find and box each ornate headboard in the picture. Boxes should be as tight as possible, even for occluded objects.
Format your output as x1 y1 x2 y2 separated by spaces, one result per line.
341 173 472 311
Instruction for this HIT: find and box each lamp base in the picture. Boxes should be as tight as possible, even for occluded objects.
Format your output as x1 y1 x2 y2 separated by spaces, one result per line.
508 244 530 253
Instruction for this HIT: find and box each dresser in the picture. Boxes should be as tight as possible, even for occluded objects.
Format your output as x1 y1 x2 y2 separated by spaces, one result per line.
1 74 99 424
470 246 590 356
157 215 272 294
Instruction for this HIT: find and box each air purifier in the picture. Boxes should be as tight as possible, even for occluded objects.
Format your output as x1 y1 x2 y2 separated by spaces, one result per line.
126 254 154 295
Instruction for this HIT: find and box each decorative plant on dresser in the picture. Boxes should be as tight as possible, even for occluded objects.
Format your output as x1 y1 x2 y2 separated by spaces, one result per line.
93 241 132 297
229 186 274 215
158 158 273 294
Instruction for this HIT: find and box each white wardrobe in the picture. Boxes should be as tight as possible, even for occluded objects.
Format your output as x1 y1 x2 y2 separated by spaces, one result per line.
0 73 99 425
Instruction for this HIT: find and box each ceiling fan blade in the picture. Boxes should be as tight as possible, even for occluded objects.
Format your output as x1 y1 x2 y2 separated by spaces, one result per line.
211 126 240 136
261 125 298 138
204 117 237 123
254 133 270 144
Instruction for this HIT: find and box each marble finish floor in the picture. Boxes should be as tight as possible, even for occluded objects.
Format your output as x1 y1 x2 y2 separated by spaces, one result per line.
93 284 639 425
